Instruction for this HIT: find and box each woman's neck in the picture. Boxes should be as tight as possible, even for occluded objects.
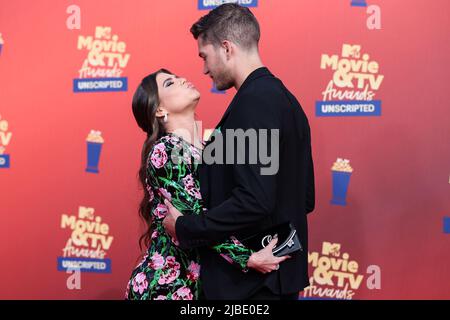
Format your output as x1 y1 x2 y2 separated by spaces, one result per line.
165 111 203 149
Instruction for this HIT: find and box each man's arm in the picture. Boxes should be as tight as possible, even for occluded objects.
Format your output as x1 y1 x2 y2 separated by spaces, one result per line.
306 125 315 214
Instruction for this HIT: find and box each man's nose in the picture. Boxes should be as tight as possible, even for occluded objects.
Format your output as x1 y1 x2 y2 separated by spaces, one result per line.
203 64 209 75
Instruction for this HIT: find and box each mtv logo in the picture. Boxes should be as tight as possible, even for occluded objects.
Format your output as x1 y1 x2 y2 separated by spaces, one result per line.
78 206 95 220
342 44 361 58
95 26 111 39
322 242 341 257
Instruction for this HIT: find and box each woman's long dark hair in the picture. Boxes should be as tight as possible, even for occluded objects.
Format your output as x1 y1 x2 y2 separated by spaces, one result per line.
132 69 172 251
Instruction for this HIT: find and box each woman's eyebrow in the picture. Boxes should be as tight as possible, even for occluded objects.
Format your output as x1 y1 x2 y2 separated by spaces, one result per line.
163 75 179 87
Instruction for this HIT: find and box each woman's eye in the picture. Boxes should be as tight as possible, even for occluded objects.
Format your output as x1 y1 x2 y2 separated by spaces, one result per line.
166 82 173 87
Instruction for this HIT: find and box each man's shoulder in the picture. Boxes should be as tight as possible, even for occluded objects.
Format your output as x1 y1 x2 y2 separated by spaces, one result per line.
241 73 284 97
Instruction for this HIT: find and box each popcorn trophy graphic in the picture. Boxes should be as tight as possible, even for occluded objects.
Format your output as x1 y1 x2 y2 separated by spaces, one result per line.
330 158 353 206
85 130 104 173
0 33 3 55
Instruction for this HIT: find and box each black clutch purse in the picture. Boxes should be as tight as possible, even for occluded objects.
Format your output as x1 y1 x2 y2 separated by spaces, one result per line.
239 222 303 257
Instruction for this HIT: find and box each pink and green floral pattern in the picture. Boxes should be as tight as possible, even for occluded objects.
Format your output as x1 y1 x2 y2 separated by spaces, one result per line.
126 134 253 300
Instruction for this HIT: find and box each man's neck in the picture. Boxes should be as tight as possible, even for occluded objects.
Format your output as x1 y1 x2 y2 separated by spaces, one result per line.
234 56 265 90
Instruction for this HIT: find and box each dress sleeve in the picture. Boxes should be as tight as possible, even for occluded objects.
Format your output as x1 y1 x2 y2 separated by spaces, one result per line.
211 236 254 273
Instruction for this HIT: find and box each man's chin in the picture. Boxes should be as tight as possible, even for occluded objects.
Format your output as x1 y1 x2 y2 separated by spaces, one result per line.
216 82 233 91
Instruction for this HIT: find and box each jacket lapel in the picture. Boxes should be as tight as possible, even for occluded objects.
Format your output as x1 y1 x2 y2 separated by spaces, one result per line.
205 67 273 146
200 67 273 206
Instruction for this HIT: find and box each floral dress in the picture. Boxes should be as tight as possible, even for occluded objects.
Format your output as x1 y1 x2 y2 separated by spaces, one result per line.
125 133 254 300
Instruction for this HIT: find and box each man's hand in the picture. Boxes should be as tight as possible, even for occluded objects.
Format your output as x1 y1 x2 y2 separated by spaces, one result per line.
246 238 291 274
162 199 183 240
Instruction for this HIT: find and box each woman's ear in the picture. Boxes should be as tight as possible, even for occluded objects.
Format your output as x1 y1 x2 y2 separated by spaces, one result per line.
155 107 166 118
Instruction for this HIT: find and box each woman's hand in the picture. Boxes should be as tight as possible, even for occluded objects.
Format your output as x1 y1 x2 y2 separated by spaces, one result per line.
246 238 291 274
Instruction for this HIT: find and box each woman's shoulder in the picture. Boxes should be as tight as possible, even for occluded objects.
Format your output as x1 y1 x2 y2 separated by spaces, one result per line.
146 134 181 169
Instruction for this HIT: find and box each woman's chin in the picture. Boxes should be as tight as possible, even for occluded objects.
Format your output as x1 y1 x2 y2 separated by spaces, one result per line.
187 97 200 110
192 91 201 101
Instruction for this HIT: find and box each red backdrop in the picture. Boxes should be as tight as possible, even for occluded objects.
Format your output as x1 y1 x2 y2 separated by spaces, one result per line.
0 0 449 299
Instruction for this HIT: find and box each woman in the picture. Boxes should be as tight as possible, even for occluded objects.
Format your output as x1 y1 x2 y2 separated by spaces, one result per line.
125 69 288 300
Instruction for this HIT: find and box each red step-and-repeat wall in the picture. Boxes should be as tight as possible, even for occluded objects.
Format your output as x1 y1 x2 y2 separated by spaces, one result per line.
0 0 449 299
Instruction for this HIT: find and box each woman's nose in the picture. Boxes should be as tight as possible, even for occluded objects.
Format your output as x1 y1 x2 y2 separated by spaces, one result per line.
179 78 187 85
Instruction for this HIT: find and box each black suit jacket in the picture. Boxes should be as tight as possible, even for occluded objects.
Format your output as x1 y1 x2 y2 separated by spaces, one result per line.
176 67 315 299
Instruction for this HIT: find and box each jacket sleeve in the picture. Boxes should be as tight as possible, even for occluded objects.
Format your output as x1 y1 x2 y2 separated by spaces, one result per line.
305 122 315 214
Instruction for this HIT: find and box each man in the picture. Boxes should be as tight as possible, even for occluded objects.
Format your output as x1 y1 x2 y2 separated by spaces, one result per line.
163 3 315 300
